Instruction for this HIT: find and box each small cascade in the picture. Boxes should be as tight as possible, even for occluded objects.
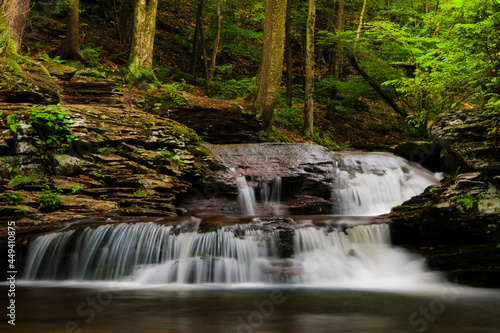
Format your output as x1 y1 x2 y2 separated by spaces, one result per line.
292 224 429 285
235 174 285 216
22 222 433 285
331 153 440 215
236 176 257 216
258 177 286 215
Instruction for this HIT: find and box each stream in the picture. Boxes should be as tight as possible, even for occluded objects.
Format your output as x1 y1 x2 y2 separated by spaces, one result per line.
3 147 500 332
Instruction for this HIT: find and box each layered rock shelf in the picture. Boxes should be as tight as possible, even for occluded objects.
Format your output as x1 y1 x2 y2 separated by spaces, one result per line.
389 107 500 287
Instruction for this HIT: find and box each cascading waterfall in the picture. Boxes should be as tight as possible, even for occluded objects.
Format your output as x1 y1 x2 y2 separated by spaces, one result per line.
331 153 441 215
21 149 440 287
22 222 434 285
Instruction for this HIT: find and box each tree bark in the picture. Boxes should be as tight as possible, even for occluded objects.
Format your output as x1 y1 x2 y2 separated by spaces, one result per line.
346 51 407 117
200 20 210 95
303 0 316 137
190 0 204 75
2 0 30 53
355 0 367 46
209 5 222 80
127 0 158 79
56 0 85 61
257 0 288 131
285 0 292 108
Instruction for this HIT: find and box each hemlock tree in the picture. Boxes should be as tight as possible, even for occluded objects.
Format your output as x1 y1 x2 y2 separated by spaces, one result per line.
56 0 85 61
303 0 316 137
127 0 158 80
257 0 288 130
1 0 30 53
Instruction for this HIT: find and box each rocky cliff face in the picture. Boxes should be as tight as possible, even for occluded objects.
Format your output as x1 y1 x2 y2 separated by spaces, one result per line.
0 99 217 230
390 107 500 288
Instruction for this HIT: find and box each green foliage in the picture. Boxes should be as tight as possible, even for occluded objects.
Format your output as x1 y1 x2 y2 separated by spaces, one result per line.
37 188 63 211
82 44 102 67
139 81 188 108
8 173 48 188
14 205 27 214
38 54 65 64
312 129 350 151
210 67 255 99
2 190 25 205
96 145 110 154
451 192 486 211
26 104 75 152
6 113 21 135
157 147 173 159
70 184 85 194
161 81 188 106
133 188 147 196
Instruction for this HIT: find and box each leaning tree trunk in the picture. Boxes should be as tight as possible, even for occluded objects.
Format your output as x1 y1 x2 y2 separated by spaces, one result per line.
56 0 85 61
257 0 288 131
303 0 316 137
127 0 158 80
2 0 30 53
346 51 407 117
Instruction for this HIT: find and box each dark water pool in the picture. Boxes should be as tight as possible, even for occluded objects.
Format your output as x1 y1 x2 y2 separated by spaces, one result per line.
3 282 500 333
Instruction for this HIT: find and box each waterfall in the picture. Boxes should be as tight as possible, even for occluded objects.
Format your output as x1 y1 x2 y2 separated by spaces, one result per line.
236 176 257 216
22 222 433 285
331 153 440 215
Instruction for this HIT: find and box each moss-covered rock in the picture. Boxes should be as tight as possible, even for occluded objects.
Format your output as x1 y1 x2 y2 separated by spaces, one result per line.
0 57 60 104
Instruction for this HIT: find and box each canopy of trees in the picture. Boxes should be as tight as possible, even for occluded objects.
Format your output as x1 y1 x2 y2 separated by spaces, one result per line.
1 0 499 141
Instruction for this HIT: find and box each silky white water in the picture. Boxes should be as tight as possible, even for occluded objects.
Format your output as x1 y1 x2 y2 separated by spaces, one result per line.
230 151 440 216
22 222 435 287
331 153 441 215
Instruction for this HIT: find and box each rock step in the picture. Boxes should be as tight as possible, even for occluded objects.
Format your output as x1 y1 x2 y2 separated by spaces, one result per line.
59 80 123 106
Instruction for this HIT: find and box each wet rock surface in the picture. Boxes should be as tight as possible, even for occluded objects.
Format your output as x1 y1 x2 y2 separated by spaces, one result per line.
389 107 500 288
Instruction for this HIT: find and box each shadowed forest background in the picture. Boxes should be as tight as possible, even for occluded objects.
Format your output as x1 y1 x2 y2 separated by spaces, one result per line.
2 0 499 149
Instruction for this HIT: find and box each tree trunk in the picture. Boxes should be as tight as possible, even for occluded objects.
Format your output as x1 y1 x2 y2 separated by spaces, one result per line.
346 51 407 117
303 0 316 137
119 0 135 44
355 0 367 46
127 0 158 79
209 5 222 80
257 0 288 131
285 0 292 108
190 0 204 75
200 21 210 95
2 0 30 53
326 0 344 121
56 0 85 61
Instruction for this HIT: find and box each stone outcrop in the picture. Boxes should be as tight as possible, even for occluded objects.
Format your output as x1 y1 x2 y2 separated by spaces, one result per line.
155 106 269 144
0 59 60 104
389 107 500 288
0 101 216 230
